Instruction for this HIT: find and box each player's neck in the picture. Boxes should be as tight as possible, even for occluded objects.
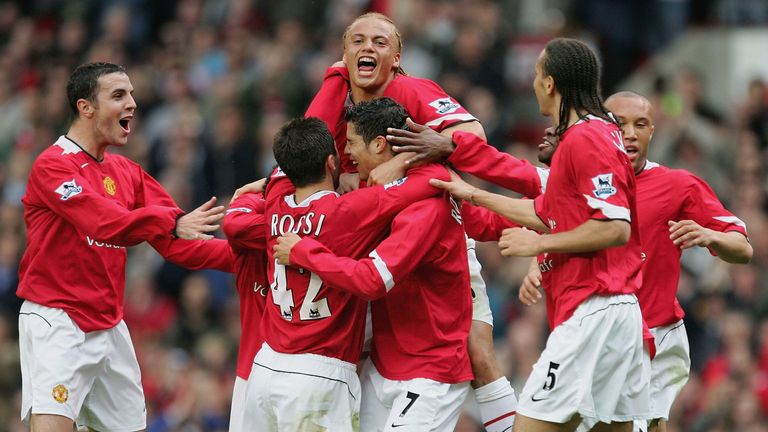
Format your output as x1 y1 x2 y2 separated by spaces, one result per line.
294 179 335 203
66 123 107 161
350 74 397 104
351 86 383 104
566 109 582 128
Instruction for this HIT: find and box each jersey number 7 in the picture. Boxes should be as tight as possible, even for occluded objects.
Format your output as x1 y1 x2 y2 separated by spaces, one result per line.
271 260 331 321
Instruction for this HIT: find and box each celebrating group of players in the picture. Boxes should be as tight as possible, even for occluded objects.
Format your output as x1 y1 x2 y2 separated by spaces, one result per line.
16 10 751 432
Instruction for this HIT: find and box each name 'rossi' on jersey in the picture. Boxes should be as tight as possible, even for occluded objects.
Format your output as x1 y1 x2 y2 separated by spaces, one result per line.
270 212 327 237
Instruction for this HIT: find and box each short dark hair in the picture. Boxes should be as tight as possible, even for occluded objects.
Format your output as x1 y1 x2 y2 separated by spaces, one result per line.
273 117 336 188
344 97 408 146
66 62 127 121
541 38 617 136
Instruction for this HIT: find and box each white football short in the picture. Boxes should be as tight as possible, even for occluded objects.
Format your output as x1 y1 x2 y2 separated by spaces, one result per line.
467 237 493 326
359 358 470 432
229 376 247 432
19 300 146 431
517 294 650 425
243 343 361 432
648 320 690 421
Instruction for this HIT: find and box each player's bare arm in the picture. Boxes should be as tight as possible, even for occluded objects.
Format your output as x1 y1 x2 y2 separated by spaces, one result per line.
338 172 361 193
174 197 225 240
444 119 485 140
274 232 301 265
366 152 411 186
499 227 544 257
232 177 266 201
522 219 630 257
668 220 753 263
430 171 548 232
519 257 543 306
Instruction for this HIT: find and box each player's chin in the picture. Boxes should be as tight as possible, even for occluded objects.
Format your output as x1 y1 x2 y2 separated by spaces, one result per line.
353 75 380 90
111 134 129 146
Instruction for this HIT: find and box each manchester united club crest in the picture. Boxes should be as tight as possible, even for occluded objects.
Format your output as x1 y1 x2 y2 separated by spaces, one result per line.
52 384 69 403
103 176 116 196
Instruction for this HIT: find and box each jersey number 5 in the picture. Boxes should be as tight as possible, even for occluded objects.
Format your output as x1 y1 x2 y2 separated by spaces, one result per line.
271 260 331 321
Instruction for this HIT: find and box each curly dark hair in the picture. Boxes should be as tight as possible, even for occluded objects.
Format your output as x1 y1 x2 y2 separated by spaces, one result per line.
541 38 618 137
344 97 409 147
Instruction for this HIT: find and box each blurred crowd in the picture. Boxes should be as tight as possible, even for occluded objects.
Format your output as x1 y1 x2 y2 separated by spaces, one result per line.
0 0 767 431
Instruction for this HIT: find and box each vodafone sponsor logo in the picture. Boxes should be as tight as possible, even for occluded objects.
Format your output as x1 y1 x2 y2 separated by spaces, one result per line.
86 236 124 249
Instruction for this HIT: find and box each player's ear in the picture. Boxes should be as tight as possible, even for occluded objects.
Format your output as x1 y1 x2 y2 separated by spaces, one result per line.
77 99 94 118
326 153 338 173
393 52 401 70
544 75 555 96
373 135 388 154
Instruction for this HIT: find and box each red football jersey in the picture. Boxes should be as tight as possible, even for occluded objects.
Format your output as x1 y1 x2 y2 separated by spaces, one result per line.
223 192 270 379
262 164 450 364
289 195 473 384
533 117 643 329
305 66 476 173
635 162 748 328
449 131 547 199
18 136 232 332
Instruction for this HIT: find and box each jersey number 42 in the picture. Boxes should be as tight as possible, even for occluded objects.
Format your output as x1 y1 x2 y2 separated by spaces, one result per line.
271 260 331 321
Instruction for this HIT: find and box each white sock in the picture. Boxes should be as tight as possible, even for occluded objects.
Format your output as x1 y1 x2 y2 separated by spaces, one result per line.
474 377 517 432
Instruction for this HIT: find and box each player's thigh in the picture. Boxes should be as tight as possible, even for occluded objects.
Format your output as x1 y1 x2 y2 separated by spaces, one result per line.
78 321 145 431
590 421 634 432
29 413 76 432
468 320 502 387
381 377 470 432
19 301 99 423
512 413 581 432
577 418 648 432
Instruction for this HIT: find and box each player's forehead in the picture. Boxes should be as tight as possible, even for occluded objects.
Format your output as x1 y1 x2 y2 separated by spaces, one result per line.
346 17 396 40
607 96 653 121
96 72 133 94
345 121 361 139
534 50 546 73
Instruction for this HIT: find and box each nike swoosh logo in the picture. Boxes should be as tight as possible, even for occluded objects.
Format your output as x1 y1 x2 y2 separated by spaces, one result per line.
391 423 408 428
531 395 547 402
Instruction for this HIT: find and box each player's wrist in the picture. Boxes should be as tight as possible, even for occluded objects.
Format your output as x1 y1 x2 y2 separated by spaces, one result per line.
468 188 479 206
171 212 186 239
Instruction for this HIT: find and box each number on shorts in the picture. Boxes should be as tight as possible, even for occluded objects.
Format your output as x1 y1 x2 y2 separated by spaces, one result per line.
543 361 560 391
271 260 331 321
399 392 420 417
